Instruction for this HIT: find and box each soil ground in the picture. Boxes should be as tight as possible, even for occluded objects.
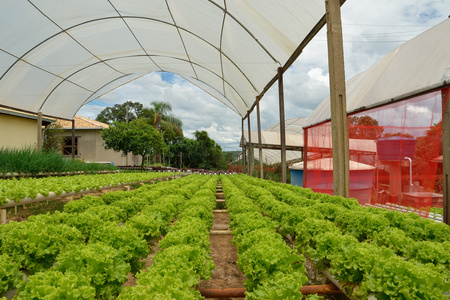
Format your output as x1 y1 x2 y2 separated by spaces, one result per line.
198 211 246 299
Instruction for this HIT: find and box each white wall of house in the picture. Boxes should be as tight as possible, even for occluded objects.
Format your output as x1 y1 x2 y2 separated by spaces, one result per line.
0 114 37 149
60 128 140 166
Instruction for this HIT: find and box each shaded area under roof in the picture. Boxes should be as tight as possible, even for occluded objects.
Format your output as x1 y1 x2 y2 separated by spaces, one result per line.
0 1 327 120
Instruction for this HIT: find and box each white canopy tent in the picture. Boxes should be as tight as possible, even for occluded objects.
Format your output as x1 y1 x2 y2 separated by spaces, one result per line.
0 0 326 120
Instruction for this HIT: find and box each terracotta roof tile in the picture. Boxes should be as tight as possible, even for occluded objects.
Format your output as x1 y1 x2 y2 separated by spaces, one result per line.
56 115 109 129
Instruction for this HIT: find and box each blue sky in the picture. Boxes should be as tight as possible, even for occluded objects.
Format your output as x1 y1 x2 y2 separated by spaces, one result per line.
78 0 450 151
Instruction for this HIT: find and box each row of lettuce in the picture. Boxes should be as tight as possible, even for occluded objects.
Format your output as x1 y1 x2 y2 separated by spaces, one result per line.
221 176 313 299
225 174 450 299
0 172 178 205
0 174 216 299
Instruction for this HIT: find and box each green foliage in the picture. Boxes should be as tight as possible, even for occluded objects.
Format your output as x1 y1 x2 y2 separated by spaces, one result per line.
223 174 450 298
89 223 150 273
101 119 167 169
43 123 65 152
152 244 214 280
0 254 22 293
15 270 95 300
55 242 130 300
63 195 104 214
0 221 83 273
141 101 183 144
84 205 127 223
246 271 306 300
0 147 116 175
118 276 202 300
159 217 210 250
96 101 144 124
0 172 173 205
168 131 227 170
221 176 308 297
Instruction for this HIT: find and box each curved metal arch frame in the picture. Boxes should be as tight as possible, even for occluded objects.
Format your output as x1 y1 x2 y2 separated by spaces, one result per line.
81 71 242 117
1 12 278 109
40 54 250 117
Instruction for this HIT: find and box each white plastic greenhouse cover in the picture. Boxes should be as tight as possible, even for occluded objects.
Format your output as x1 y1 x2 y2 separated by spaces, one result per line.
239 117 305 165
0 0 326 120
305 18 450 128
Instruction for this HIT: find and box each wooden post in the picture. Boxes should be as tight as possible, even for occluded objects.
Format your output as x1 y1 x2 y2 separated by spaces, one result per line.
37 112 43 151
242 118 247 174
247 112 253 176
278 67 287 183
442 87 450 225
71 119 75 160
303 129 308 187
0 209 6 224
257 101 264 179
325 0 349 198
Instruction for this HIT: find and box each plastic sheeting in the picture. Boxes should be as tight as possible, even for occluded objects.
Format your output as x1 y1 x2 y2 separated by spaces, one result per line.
305 18 450 128
0 1 325 120
305 89 445 208
303 19 449 209
235 117 305 165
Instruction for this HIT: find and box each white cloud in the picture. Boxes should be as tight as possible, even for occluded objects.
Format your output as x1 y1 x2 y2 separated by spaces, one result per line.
78 0 450 151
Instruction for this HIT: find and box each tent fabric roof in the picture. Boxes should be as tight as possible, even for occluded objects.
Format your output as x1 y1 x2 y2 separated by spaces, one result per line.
0 1 325 120
305 18 450 128
236 117 305 165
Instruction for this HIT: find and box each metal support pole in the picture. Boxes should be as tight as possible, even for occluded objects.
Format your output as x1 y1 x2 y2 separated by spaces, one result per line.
37 112 43 151
241 118 246 174
278 67 287 183
247 112 253 176
71 119 75 160
325 0 349 198
257 101 264 179
442 87 450 225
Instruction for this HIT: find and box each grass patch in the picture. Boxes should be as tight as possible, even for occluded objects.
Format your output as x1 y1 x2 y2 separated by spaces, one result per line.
0 147 117 175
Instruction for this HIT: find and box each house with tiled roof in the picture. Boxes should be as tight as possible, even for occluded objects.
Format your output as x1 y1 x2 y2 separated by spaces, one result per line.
56 115 139 166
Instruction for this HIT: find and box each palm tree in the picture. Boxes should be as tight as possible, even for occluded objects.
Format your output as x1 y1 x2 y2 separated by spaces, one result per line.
141 101 183 164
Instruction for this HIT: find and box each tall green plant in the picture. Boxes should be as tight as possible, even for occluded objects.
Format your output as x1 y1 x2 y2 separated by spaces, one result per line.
43 123 65 152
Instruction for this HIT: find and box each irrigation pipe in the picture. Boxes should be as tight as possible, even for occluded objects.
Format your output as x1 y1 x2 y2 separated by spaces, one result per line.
0 175 180 209
199 284 341 298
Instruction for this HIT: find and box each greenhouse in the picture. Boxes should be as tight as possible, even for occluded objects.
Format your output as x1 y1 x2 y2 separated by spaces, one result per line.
303 18 450 212
1 1 450 299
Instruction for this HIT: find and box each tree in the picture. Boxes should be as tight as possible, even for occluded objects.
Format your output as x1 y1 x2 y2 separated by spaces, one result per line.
43 123 65 152
141 101 183 143
101 120 167 170
96 102 144 124
168 131 227 170
348 115 384 139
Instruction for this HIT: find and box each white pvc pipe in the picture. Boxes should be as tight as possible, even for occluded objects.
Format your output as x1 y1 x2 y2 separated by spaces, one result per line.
404 157 413 187
0 176 180 209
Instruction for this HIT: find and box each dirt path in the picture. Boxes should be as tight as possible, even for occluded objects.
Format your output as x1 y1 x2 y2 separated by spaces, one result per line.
198 184 246 299
198 211 245 292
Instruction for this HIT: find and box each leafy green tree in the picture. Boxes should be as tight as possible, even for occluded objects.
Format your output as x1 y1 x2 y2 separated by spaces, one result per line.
348 115 384 139
96 102 144 124
141 101 183 143
168 131 226 170
43 123 65 152
101 120 167 170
